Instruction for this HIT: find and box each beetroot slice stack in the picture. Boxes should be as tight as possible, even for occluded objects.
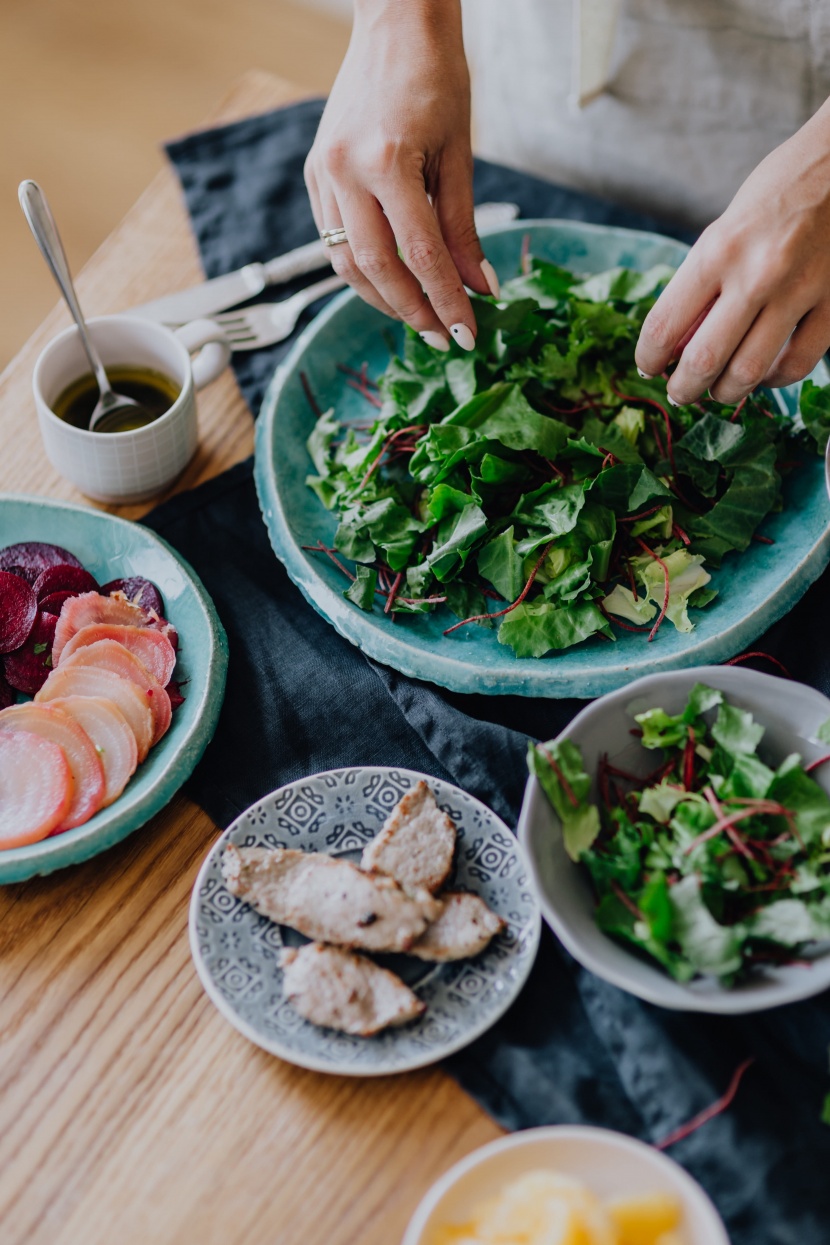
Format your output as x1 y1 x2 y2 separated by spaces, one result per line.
4 613 58 696
0 542 84 585
0 669 14 711
101 576 165 616
33 565 99 601
0 571 38 654
1 541 172 702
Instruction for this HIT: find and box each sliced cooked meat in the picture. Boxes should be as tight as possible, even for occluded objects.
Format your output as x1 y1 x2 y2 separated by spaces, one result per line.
222 845 440 952
280 943 425 1036
360 780 456 895
408 891 506 962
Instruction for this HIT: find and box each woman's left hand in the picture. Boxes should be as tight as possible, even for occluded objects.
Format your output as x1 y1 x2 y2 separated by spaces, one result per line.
635 102 830 405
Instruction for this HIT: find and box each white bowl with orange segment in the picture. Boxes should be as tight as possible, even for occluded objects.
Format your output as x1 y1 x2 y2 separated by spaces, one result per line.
402 1126 728 1245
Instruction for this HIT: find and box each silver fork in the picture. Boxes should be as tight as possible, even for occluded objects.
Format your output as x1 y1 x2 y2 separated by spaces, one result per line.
212 273 347 350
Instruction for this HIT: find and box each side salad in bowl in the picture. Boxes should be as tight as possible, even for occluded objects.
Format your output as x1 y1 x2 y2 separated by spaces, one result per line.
518 666 830 1011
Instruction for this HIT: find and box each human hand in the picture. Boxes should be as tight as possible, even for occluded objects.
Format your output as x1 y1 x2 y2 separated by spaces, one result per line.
304 0 498 352
635 103 830 405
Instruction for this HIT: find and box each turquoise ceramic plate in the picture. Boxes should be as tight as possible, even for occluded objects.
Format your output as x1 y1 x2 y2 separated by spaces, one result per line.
0 494 228 883
255 220 830 699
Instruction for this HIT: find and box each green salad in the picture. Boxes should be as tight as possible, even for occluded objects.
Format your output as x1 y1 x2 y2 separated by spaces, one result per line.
305 254 830 658
529 684 830 983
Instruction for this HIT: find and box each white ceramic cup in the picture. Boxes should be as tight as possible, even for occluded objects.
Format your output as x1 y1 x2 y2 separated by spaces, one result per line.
33 314 231 503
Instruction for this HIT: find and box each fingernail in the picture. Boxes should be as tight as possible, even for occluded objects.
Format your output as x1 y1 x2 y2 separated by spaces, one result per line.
667 394 680 408
419 330 450 352
480 258 500 298
637 367 654 379
451 323 476 352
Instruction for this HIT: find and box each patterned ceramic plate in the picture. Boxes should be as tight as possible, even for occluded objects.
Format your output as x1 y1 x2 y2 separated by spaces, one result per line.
189 767 540 1076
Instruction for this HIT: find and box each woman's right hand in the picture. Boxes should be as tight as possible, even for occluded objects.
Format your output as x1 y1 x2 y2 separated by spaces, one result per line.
304 0 498 352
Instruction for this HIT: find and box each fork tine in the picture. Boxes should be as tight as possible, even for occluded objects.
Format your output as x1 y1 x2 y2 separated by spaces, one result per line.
212 275 346 349
213 314 252 328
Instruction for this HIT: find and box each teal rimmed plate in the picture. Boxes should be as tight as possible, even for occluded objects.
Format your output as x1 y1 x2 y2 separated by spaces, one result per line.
254 219 830 699
0 494 228 883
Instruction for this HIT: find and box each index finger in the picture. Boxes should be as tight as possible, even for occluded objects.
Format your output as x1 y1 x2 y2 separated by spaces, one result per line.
381 186 478 350
635 245 721 378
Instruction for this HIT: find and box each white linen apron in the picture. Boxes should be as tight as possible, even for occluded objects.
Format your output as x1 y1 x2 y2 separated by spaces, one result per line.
462 0 830 227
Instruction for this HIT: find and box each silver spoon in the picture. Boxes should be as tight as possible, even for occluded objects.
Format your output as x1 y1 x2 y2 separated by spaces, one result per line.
19 180 147 433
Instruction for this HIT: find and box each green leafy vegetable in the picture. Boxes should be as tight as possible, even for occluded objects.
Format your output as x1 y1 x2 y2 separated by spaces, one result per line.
499 600 613 658
799 380 830 452
822 1092 830 1127
527 738 600 860
304 251 825 657
530 684 830 984
344 565 377 611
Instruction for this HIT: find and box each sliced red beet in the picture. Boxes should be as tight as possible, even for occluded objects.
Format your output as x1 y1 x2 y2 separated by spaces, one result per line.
33 564 98 601
102 576 165 616
40 590 76 616
0 668 14 710
167 679 185 710
3 611 57 694
0 571 38 654
0 542 84 585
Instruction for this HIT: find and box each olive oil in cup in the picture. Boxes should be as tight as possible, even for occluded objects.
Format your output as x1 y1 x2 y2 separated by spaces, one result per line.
53 365 181 433
33 314 231 503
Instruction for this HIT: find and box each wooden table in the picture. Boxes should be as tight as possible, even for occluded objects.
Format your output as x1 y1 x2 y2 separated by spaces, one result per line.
0 71 500 1245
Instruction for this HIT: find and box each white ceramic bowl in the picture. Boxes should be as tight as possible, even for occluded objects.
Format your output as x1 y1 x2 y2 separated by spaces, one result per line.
402 1126 728 1245
33 315 229 503
518 665 830 1013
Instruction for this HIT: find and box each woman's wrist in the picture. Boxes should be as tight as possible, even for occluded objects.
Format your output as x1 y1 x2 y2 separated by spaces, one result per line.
353 0 463 40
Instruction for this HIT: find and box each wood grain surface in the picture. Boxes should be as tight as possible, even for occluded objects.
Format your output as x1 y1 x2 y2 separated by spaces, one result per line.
0 71 501 1245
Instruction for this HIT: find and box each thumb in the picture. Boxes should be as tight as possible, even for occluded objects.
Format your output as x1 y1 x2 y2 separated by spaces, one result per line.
433 152 498 298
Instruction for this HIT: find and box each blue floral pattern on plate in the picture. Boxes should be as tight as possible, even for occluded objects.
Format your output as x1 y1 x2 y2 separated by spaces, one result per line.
189 767 541 1076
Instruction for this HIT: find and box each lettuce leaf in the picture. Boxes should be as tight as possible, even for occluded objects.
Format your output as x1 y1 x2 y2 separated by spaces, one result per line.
498 600 613 657
630 548 712 634
528 737 601 860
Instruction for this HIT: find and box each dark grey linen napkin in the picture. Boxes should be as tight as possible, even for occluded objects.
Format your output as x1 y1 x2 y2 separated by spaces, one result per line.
140 99 830 1244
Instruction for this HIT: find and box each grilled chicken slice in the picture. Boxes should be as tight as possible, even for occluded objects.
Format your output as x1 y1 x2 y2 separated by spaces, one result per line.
408 891 506 962
360 780 456 895
280 943 425 1036
222 845 440 952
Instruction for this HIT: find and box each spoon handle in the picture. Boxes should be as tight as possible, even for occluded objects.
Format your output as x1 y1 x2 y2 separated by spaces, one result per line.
18 180 114 401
